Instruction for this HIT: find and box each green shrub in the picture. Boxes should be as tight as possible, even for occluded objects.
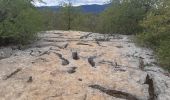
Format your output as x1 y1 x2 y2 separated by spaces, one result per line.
157 40 170 70
96 0 147 34
137 2 170 71
0 0 43 45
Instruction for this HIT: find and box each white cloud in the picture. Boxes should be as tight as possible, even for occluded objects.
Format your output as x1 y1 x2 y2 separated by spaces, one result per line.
34 0 110 6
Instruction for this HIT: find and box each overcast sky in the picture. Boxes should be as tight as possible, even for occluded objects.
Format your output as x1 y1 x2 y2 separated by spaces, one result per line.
34 0 110 6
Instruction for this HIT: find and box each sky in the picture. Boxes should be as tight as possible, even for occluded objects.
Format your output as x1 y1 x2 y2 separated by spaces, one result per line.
34 0 110 6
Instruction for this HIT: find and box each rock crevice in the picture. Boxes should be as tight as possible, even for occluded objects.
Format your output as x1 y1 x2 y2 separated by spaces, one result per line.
0 31 169 100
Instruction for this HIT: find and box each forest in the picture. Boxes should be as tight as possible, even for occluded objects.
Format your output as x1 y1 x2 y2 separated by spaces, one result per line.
0 0 170 71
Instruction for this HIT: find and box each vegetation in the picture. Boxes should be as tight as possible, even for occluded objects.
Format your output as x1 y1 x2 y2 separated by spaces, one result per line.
97 0 146 34
137 0 170 70
0 0 170 71
41 1 99 32
0 0 43 45
96 0 170 71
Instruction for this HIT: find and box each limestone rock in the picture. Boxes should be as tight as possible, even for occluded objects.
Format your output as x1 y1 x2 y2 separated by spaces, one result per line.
0 30 169 100
0 47 13 59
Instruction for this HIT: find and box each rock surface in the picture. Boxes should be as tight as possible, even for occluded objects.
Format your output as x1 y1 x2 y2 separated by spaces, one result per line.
0 30 170 100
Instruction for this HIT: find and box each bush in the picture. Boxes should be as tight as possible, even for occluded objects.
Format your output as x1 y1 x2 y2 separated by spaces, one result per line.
158 40 170 70
0 0 43 45
137 2 170 71
96 0 146 34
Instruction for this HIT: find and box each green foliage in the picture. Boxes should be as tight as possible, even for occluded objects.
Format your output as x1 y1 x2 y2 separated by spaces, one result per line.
71 13 98 32
97 0 148 34
41 10 62 30
41 6 99 32
0 0 167 71
0 0 43 45
158 40 170 70
137 0 170 70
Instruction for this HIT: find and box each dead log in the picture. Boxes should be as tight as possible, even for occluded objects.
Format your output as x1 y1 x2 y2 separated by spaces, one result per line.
3 68 22 80
77 43 92 46
80 33 93 39
53 52 69 65
67 67 77 74
89 85 138 100
61 58 69 66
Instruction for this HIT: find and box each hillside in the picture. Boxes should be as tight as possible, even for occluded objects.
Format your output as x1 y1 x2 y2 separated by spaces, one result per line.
38 4 110 13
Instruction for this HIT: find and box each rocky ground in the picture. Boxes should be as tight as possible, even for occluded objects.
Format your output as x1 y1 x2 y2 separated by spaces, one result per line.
0 30 170 100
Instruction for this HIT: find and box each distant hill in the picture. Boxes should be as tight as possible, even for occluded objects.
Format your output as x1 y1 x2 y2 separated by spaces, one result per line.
77 4 110 13
38 6 59 11
38 4 110 13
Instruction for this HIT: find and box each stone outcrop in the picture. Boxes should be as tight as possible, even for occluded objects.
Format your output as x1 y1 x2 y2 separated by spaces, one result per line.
0 30 170 100
0 47 13 59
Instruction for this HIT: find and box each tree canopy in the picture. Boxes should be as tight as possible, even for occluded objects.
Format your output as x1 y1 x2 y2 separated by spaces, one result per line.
0 0 43 45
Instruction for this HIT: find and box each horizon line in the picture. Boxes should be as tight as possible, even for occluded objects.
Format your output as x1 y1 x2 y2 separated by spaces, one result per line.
34 1 110 7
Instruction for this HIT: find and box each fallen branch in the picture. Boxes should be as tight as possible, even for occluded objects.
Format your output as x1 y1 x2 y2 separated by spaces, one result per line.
80 33 93 39
77 43 93 46
89 85 138 100
3 68 22 80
